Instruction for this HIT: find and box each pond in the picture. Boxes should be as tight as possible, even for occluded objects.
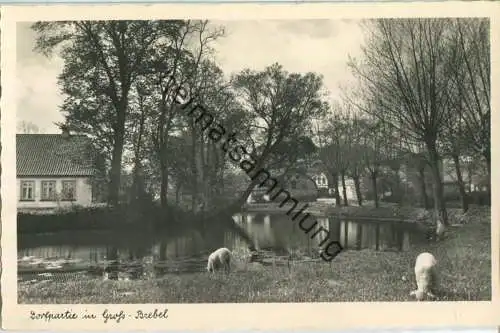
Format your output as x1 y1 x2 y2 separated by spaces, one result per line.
17 212 426 282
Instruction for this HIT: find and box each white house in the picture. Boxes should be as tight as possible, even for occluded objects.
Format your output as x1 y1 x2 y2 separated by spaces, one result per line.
16 129 98 213
311 172 328 189
310 167 357 201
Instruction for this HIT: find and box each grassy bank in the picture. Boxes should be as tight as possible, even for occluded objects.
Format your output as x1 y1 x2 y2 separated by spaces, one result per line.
19 217 491 303
243 201 490 225
244 202 411 220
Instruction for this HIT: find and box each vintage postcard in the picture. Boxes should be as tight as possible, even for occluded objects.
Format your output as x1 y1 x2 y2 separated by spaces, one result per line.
1 1 499 331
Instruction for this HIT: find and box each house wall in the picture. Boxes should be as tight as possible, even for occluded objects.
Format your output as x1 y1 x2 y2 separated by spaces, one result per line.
336 178 357 201
285 175 318 200
17 177 93 211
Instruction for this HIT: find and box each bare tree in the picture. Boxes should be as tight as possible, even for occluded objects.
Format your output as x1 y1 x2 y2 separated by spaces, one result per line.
17 120 42 134
448 18 490 199
348 18 457 226
318 112 348 206
359 117 390 208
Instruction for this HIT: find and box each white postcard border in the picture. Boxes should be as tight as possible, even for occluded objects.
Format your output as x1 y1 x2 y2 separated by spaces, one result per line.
2 2 500 331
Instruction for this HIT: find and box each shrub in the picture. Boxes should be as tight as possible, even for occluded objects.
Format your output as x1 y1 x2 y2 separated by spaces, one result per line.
17 203 181 234
380 194 402 204
317 188 330 198
443 190 461 202
468 191 490 206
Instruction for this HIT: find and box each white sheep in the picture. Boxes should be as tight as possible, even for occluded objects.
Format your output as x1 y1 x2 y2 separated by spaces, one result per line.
410 252 439 301
207 247 232 273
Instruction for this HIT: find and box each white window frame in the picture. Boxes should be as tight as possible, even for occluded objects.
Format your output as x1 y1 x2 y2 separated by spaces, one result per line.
61 180 77 201
20 180 35 201
41 180 57 201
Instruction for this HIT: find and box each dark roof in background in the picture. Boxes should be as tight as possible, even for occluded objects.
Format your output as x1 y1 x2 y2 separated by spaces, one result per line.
17 134 96 177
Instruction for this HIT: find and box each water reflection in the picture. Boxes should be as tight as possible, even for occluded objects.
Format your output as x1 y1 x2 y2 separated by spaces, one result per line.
234 213 422 252
18 213 425 277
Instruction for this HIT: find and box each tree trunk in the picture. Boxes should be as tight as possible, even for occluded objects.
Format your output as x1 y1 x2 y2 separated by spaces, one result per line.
213 143 224 199
131 164 146 204
106 64 129 207
418 168 430 209
483 149 491 204
108 123 125 206
392 168 402 205
159 241 167 261
467 164 473 192
198 137 206 213
371 172 379 208
341 171 348 206
428 148 449 226
132 94 147 204
353 175 363 206
452 153 469 213
160 166 169 208
158 130 170 208
190 119 199 213
332 173 341 206
175 184 182 205
105 246 120 279
198 136 206 213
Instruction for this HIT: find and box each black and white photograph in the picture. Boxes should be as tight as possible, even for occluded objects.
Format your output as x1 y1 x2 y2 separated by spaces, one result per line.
1 2 499 331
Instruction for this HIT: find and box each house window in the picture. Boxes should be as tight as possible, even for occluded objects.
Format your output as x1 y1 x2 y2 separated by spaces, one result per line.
62 180 77 201
20 181 35 201
41 181 57 201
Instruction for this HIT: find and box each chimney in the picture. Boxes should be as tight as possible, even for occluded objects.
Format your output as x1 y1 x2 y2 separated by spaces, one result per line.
61 125 71 139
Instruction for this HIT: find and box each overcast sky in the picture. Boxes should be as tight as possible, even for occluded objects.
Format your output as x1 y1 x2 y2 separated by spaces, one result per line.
16 20 365 134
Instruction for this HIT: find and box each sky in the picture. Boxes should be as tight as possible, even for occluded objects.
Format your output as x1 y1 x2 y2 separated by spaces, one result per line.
16 20 366 134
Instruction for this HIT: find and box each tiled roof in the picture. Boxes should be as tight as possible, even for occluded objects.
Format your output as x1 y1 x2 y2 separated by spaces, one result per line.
17 134 97 177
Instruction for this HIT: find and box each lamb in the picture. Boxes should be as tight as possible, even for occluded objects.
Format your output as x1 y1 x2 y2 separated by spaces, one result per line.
410 252 439 301
207 247 232 273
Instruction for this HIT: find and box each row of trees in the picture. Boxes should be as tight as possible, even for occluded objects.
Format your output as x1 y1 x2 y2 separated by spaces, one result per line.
33 20 327 217
32 18 490 227
346 18 490 226
314 105 400 208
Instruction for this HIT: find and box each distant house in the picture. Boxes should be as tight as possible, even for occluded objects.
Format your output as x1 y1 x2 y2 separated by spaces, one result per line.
308 160 330 195
311 172 328 189
308 160 359 201
400 155 488 199
249 172 318 203
282 173 318 201
16 128 101 213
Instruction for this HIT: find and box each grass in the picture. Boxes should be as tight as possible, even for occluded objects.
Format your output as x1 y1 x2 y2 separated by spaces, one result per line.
18 216 491 303
244 201 489 224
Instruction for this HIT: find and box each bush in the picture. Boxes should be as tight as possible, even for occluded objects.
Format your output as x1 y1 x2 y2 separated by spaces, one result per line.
442 190 490 206
468 191 490 206
18 205 116 234
380 194 402 204
294 194 318 202
317 188 331 198
410 209 432 223
17 203 185 234
443 190 462 202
